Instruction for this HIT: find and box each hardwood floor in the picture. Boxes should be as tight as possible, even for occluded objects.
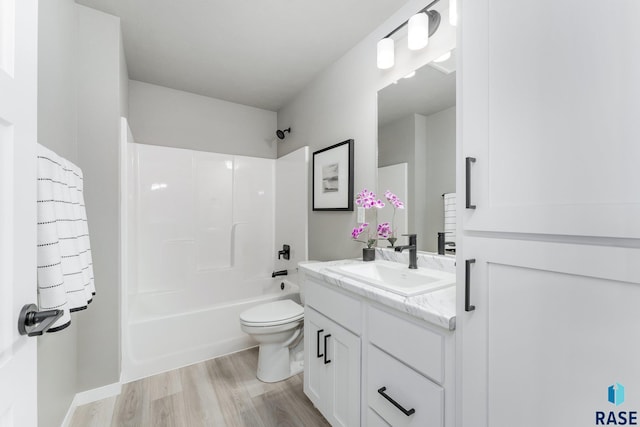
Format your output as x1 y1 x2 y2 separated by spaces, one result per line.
70 348 330 427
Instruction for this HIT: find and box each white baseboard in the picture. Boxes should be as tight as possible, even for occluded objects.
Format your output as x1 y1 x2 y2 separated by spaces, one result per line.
60 382 122 427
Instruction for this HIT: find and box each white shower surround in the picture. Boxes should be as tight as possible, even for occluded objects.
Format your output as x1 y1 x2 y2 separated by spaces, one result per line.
121 135 308 382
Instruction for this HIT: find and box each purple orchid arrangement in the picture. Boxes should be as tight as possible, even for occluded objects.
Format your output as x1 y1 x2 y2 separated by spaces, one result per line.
351 222 377 248
355 189 385 209
351 189 386 248
351 188 406 249
377 222 392 239
385 190 405 209
382 190 405 247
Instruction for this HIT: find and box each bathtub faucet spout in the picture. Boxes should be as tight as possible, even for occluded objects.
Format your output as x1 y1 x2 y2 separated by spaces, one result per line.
272 270 288 278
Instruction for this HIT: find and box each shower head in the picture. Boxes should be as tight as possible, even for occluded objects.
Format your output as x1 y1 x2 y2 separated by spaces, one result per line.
276 128 291 140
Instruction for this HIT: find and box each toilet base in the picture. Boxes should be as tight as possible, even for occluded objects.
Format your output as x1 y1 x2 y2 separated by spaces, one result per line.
257 343 305 383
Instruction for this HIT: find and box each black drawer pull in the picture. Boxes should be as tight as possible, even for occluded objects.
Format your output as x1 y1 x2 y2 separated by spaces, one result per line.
465 157 476 209
316 329 324 358
465 259 476 312
377 387 415 416
323 334 332 364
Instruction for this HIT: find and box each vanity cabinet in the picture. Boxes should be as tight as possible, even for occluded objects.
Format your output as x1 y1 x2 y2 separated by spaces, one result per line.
302 272 455 427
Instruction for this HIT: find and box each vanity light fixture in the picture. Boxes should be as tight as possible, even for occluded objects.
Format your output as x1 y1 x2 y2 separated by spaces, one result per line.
408 12 430 50
449 0 457 26
377 0 443 70
377 38 395 69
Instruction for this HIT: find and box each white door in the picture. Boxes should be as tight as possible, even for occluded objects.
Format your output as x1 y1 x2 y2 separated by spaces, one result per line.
0 0 39 426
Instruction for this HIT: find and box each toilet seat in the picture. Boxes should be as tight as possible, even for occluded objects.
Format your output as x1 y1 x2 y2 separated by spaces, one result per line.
240 299 303 327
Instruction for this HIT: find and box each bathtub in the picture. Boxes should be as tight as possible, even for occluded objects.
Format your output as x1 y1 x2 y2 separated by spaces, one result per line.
121 277 300 382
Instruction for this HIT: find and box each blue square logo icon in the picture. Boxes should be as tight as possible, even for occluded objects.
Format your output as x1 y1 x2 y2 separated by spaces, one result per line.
609 383 625 406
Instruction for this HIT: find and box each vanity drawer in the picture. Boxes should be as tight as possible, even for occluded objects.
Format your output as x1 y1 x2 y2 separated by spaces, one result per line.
305 276 362 335
368 344 443 427
368 305 443 383
367 408 391 427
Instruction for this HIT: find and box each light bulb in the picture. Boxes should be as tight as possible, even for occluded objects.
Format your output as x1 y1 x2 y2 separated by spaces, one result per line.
450 0 457 26
377 38 394 69
408 12 429 50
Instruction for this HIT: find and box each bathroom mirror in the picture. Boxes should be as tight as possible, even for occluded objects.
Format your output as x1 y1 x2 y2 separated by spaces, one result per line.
377 55 456 253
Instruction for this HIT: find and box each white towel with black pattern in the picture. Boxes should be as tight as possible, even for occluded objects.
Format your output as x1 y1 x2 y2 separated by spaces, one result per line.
443 193 456 252
37 144 95 332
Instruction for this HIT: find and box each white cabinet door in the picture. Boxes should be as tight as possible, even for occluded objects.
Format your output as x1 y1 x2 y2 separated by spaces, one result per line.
304 306 329 414
457 237 640 427
460 0 640 238
304 306 361 427
324 314 361 427
0 0 39 425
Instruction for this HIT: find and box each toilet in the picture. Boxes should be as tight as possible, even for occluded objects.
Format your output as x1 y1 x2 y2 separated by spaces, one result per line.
240 299 304 383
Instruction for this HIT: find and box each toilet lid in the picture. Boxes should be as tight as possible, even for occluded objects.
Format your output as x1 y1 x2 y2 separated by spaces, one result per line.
240 300 304 327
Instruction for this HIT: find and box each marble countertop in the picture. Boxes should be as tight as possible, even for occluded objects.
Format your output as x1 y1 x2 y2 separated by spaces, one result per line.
298 259 456 331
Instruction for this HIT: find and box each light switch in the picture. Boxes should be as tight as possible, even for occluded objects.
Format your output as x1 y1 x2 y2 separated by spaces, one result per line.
357 207 365 223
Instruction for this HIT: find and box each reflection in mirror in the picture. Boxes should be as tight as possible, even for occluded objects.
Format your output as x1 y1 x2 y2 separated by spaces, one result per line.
377 54 456 253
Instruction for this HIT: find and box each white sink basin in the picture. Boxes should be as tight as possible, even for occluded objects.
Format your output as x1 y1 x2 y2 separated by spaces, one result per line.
328 260 455 296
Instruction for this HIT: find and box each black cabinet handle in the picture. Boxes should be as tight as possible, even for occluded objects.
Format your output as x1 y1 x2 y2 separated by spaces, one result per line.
465 259 476 312
316 329 324 358
377 387 415 416
323 334 332 364
465 157 476 209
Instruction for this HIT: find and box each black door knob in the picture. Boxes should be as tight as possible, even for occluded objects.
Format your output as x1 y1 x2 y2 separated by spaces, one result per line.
17 304 63 337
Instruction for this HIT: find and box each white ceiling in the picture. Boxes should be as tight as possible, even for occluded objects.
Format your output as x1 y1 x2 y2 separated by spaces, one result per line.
76 0 408 111
377 54 456 128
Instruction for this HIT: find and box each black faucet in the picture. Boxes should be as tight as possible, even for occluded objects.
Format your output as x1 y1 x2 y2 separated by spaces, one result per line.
438 232 456 255
394 234 418 269
272 269 288 278
278 244 290 260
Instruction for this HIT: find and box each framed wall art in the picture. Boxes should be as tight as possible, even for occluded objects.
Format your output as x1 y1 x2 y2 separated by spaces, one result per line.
312 139 354 211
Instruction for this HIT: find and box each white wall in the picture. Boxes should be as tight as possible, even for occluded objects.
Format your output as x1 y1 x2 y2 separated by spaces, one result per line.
37 0 77 162
423 106 456 252
119 36 128 118
277 0 456 260
274 147 309 277
377 163 409 237
378 114 417 235
36 1 78 426
378 108 456 252
128 80 277 159
36 3 129 424
76 4 127 393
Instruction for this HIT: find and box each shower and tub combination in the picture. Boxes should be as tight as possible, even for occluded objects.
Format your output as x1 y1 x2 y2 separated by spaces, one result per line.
120 121 308 382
